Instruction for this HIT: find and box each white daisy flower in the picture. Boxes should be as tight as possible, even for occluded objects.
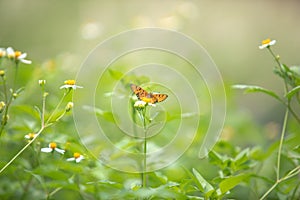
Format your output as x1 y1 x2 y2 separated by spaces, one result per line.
6 47 32 64
259 38 276 49
41 142 65 154
134 100 147 108
60 80 83 90
67 152 84 163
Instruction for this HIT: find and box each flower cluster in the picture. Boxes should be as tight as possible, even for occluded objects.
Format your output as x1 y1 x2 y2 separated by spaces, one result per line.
133 100 156 109
40 142 84 163
0 47 32 64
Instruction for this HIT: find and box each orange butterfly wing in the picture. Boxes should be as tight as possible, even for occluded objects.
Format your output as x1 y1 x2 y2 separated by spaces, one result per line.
130 84 148 100
152 93 168 103
130 84 168 104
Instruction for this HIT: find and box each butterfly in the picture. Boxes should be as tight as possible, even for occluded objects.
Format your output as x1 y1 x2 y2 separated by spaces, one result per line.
130 84 168 104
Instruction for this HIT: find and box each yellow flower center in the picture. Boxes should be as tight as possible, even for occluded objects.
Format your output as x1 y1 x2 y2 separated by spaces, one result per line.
14 51 22 58
49 142 57 149
64 80 76 85
262 38 271 45
74 152 81 158
28 133 36 139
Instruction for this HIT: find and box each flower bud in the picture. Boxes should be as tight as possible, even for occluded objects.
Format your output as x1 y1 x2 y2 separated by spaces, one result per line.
66 102 74 112
0 101 5 113
38 80 46 86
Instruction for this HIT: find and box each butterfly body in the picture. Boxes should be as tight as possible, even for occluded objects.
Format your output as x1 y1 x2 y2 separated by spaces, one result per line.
130 84 168 104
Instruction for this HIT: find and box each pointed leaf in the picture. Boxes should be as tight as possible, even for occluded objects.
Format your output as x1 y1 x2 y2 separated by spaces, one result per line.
219 173 250 194
232 85 281 101
285 86 300 100
108 69 124 80
192 168 214 196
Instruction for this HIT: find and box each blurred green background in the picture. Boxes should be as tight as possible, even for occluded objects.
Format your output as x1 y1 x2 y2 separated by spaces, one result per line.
1 0 300 125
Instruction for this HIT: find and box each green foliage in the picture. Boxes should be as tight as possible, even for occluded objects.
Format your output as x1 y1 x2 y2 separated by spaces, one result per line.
0 40 300 200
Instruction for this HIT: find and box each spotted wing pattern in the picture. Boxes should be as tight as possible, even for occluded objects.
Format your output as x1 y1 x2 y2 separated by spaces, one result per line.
152 93 168 103
130 84 168 104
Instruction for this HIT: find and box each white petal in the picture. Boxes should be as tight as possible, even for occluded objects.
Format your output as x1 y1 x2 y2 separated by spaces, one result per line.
259 44 267 49
269 40 276 45
55 148 65 154
18 53 27 59
41 148 53 153
148 103 156 107
76 156 84 163
67 158 75 161
6 47 14 55
60 85 68 89
20 59 32 64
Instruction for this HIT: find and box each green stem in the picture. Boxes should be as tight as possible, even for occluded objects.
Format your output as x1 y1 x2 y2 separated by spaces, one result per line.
41 88 46 128
259 165 300 200
0 62 20 137
137 107 148 188
276 109 289 180
267 47 289 92
0 76 8 137
143 111 147 188
0 126 44 174
45 90 70 126
13 62 19 92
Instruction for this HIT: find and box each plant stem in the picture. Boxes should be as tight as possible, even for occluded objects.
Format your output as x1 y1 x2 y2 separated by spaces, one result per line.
45 90 70 125
0 76 8 137
143 112 147 188
0 127 44 174
276 109 289 180
259 165 300 200
267 47 288 92
0 88 70 173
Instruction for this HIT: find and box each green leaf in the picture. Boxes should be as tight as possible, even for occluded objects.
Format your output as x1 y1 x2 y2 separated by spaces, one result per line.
192 168 214 197
219 173 250 195
285 86 300 100
208 150 224 165
234 148 249 165
232 84 281 101
109 69 124 80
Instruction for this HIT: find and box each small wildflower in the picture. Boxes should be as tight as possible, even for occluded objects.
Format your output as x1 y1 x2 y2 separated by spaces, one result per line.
259 38 276 49
38 80 46 86
60 79 83 90
12 93 18 99
0 48 6 58
67 152 84 163
43 92 49 98
6 47 32 64
0 101 5 113
0 70 5 76
41 142 65 154
65 102 74 112
24 132 37 140
134 100 147 108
